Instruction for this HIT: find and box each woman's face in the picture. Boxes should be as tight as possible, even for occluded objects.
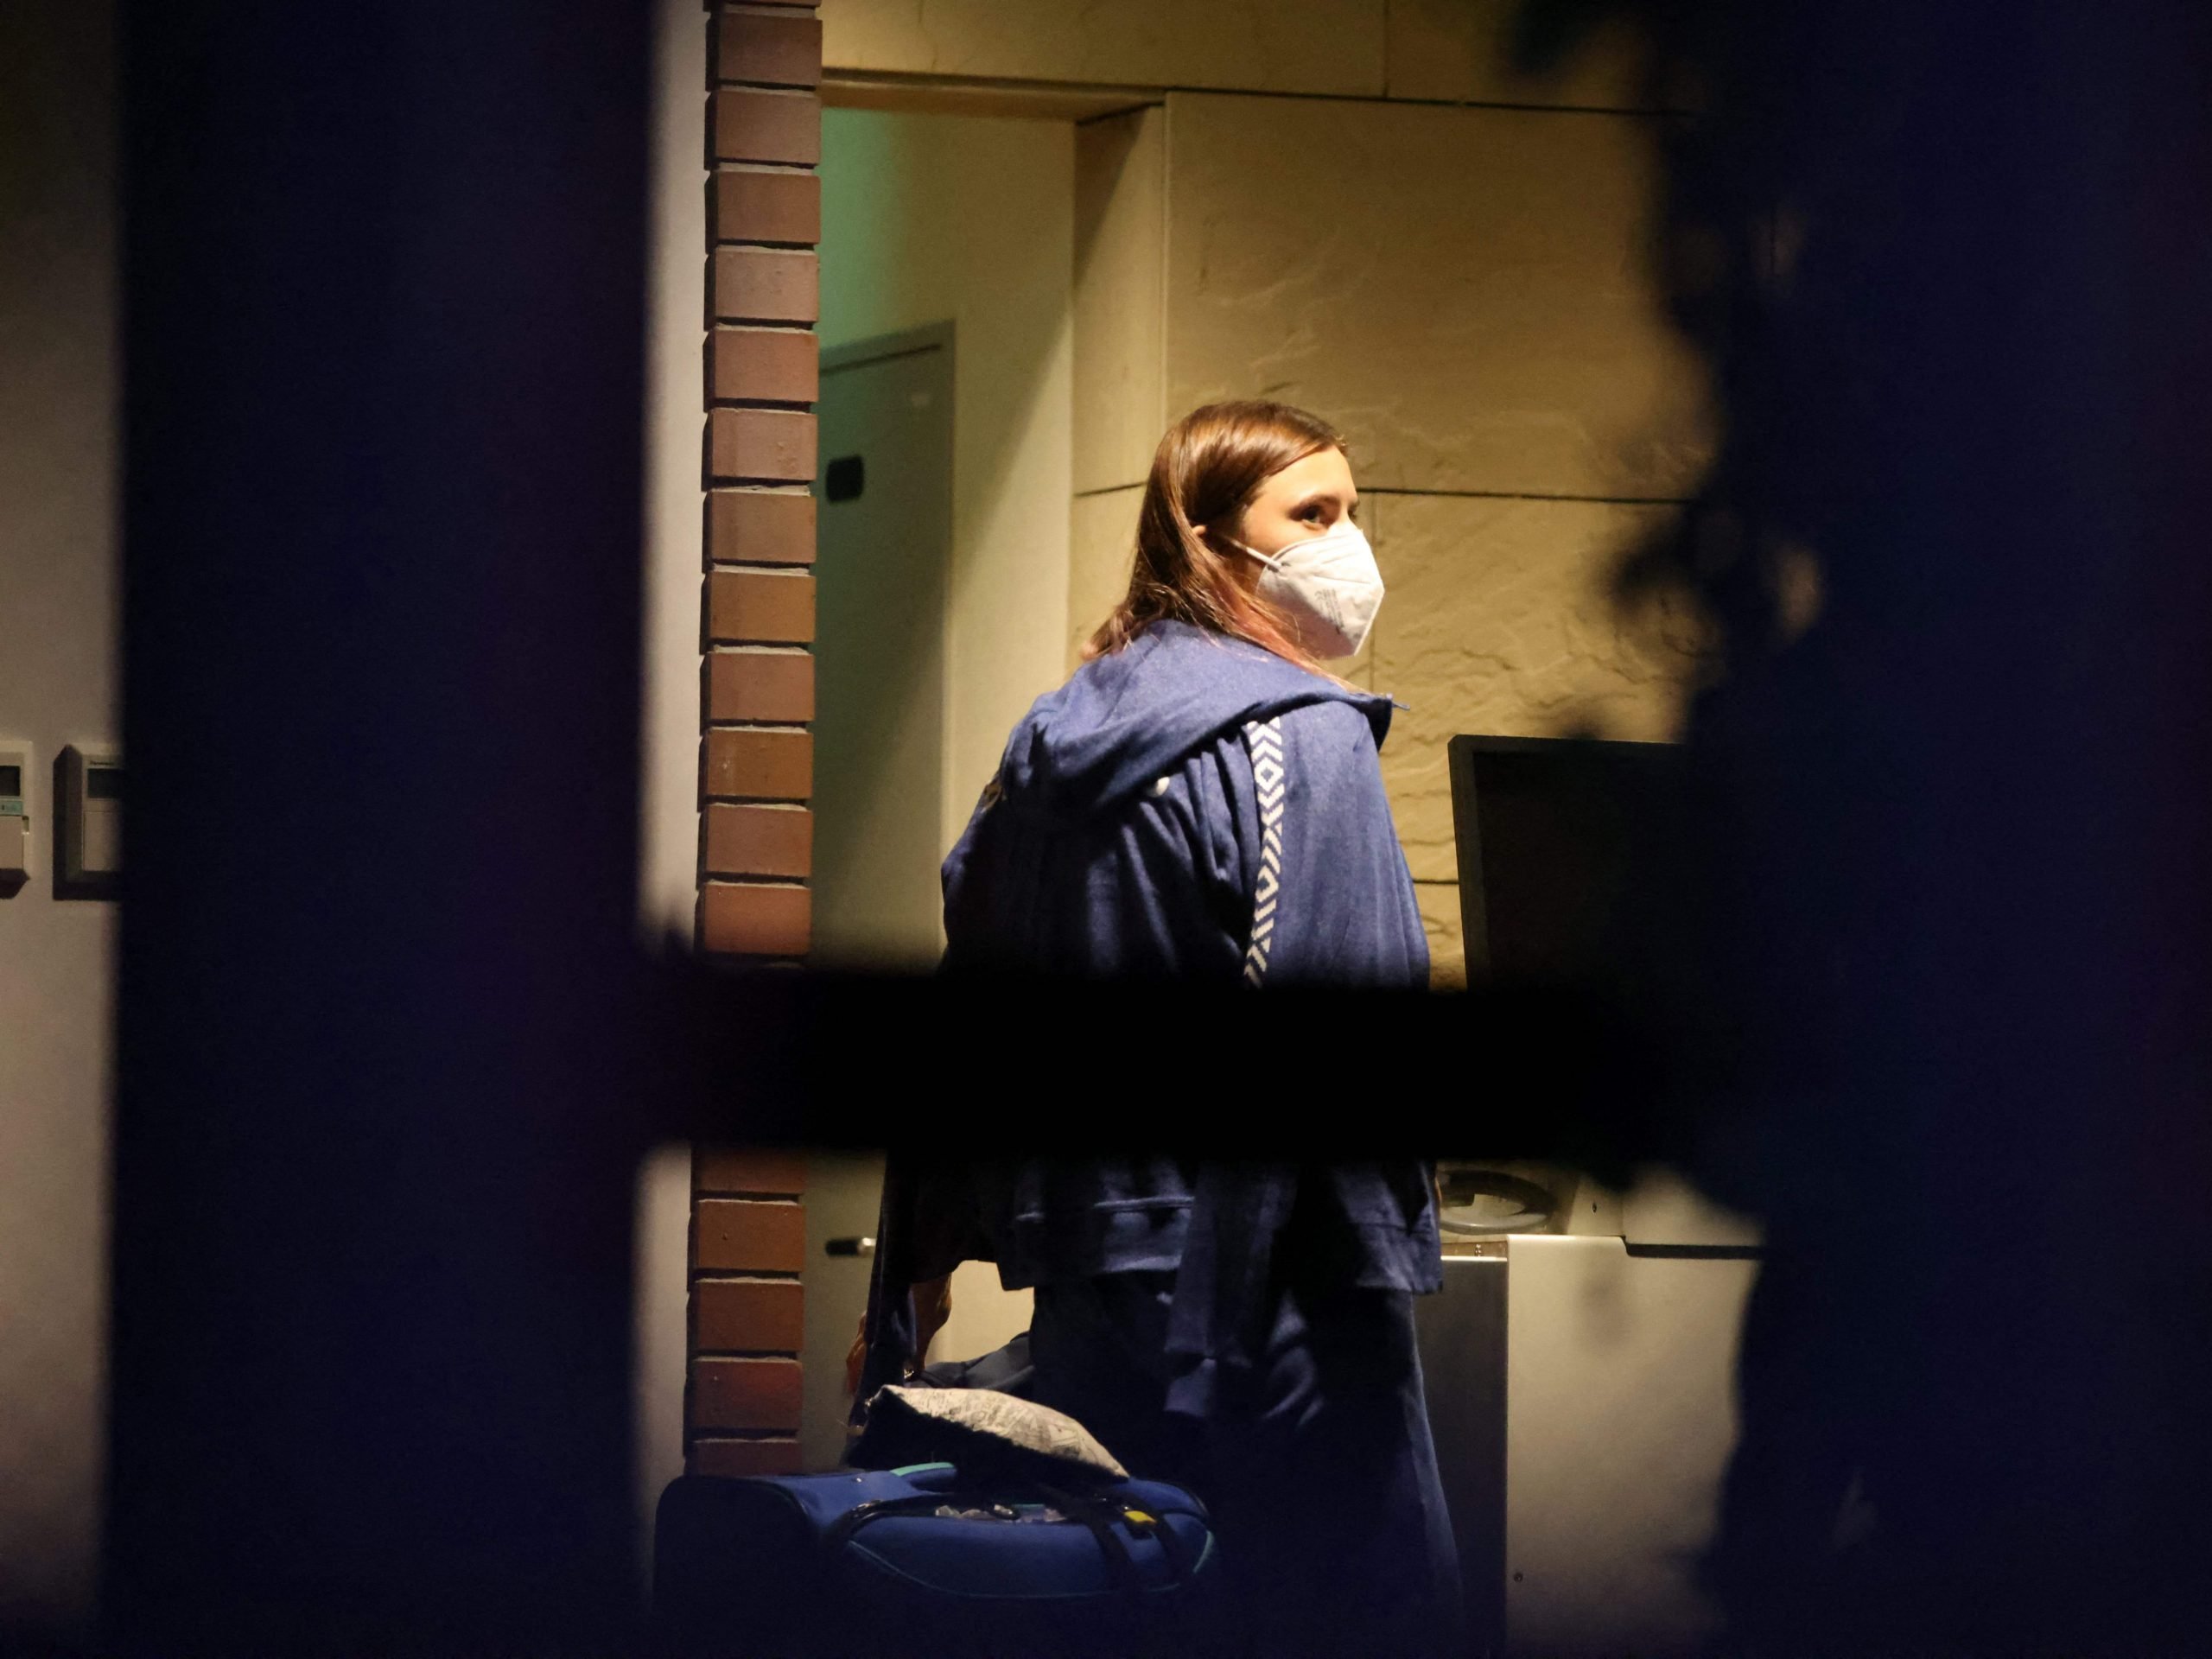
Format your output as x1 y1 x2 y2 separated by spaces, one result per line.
1219 446 1361 588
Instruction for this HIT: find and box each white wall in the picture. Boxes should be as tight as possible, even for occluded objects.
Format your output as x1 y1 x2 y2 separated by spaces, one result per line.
634 0 714 1573
818 108 1074 849
639 0 712 944
0 0 118 1632
632 1141 692 1584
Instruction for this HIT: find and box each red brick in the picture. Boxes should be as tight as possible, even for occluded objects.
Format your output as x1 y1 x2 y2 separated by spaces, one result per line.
694 1145 808 1196
699 881 810 957
709 327 818 406
715 9 823 87
689 1438 804 1479
707 489 814 565
708 407 815 483
709 569 814 644
692 1197 805 1272
702 727 810 799
709 168 820 246
704 803 811 879
689 1357 803 1433
691 1277 805 1353
705 649 813 723
714 89 821 165
712 247 819 324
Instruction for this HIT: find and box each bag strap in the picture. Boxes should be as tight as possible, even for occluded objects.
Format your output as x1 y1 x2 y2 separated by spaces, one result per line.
1088 1491 1197 1586
1115 1497 1194 1586
1029 1480 1147 1603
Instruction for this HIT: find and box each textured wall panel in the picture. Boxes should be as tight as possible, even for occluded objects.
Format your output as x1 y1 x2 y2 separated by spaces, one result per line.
1367 494 1698 882
822 0 1388 97
1163 93 1711 498
1073 109 1166 494
1382 0 1662 110
1066 486 1141 671
1414 880 1468 991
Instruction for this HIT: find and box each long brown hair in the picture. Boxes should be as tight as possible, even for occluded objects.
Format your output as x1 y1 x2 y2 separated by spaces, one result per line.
1086 400 1349 680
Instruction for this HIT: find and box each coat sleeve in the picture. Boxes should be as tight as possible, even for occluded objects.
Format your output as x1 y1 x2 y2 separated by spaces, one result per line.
1241 699 1431 989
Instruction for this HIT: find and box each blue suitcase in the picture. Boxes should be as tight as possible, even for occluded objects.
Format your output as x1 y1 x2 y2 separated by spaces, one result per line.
653 1459 1227 1657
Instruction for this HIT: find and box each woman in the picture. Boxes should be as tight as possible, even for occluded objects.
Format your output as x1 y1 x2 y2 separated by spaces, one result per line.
864 402 1457 1657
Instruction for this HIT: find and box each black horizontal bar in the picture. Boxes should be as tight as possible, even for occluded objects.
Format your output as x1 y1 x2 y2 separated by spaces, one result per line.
637 958 1721 1170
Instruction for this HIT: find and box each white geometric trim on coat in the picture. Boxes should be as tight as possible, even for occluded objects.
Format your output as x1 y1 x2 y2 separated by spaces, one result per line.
1242 716 1285 986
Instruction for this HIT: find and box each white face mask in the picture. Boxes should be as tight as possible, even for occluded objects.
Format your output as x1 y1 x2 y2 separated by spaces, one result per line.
1230 520 1385 660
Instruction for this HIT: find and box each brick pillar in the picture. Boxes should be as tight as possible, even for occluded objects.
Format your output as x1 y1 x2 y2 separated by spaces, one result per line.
689 0 822 1478
688 1147 810 1476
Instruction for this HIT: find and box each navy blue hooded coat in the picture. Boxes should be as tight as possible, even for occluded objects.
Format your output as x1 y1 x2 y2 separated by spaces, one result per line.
862 620 1442 1415
942 617 1430 991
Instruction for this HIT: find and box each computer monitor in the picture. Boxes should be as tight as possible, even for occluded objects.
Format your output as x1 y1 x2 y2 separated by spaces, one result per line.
1446 734 1686 986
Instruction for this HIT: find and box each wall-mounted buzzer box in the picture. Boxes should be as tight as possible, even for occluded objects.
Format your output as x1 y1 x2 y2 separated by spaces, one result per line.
0 742 27 895
56 744 121 899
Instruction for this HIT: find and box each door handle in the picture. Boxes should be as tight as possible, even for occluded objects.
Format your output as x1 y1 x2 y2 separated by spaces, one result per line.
824 1236 875 1257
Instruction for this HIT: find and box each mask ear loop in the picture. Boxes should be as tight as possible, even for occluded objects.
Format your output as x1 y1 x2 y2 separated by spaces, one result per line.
1209 530 1275 568
1192 517 1268 568
1217 522 1362 567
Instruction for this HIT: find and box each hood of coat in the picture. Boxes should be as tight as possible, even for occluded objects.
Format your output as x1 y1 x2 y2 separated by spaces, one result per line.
989 620 1393 823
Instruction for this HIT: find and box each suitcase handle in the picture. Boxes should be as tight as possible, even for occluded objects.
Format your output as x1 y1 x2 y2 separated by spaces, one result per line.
826 1478 1154 1607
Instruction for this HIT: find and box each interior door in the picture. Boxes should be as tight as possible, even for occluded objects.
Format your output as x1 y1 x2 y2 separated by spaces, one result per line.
798 1150 887 1471
810 327 954 969
798 328 954 1468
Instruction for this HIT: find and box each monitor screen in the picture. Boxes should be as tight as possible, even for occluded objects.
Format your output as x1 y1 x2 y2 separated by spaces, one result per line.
1447 734 1686 985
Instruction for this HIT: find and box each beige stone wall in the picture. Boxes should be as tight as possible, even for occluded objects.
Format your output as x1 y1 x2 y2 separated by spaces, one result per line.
823 0 1659 110
1160 96 1707 499
1367 495 1702 986
827 0 1385 98
1072 108 1166 496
